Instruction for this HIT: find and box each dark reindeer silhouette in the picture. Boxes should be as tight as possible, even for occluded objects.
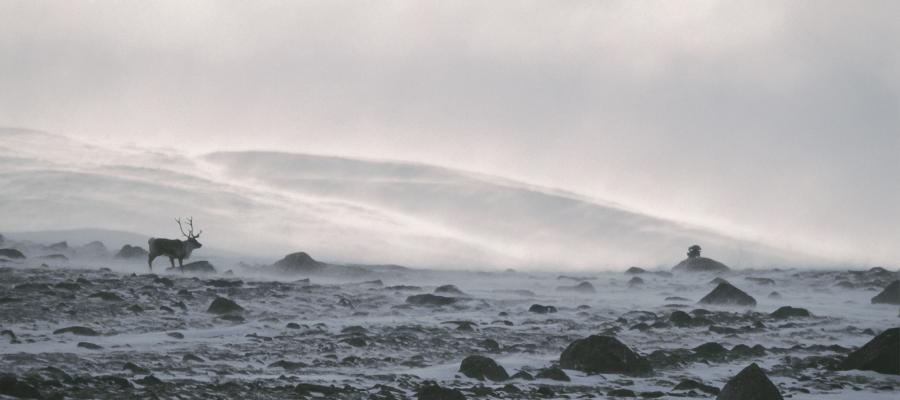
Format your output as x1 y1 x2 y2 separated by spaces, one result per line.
148 217 203 272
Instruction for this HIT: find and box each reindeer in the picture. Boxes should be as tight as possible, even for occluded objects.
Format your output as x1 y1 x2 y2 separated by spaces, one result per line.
148 217 203 272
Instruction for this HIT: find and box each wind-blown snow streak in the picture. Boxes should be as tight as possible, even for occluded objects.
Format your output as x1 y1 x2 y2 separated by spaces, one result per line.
0 128 809 270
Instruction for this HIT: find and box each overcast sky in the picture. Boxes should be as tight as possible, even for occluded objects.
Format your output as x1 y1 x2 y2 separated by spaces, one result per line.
1 1 898 265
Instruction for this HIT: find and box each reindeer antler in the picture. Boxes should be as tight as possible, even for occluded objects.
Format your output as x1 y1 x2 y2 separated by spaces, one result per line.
175 217 202 239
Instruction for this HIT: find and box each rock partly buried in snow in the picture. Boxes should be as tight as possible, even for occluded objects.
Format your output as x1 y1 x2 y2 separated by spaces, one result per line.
272 252 326 273
870 280 900 305
406 294 458 306
557 281 596 293
458 355 509 381
627 276 644 286
416 381 466 400
76 241 109 257
115 244 148 259
770 306 811 319
837 327 899 375
53 326 100 336
0 249 25 259
673 256 730 273
528 304 557 314
625 267 647 274
699 283 757 307
207 297 244 314
169 260 216 274
716 363 783 400
559 335 653 376
435 284 466 296
535 367 570 381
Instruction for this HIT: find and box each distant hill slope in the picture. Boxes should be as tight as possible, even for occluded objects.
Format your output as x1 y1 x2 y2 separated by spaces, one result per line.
0 127 806 269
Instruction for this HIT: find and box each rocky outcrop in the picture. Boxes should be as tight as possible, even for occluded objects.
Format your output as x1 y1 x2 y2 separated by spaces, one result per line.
0 249 25 259
871 281 900 305
559 335 652 376
769 306 810 319
207 297 244 314
407 294 458 306
716 363 783 400
169 260 216 274
458 355 508 381
837 328 899 375
673 257 730 273
557 281 596 293
115 245 148 259
699 283 757 307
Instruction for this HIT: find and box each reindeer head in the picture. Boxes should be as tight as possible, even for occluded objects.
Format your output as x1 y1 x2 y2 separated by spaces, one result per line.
176 217 203 250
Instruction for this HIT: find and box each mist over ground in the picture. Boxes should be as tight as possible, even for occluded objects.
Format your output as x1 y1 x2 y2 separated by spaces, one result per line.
1 128 808 270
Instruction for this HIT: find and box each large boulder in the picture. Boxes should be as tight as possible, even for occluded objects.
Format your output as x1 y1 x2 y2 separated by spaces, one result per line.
272 252 328 274
458 355 509 381
716 363 782 400
169 260 216 274
769 306 810 319
435 284 466 296
871 281 900 305
417 382 466 400
207 297 244 314
699 283 757 307
559 335 653 376
115 245 148 259
673 257 730 273
837 328 899 375
0 249 25 259
76 241 109 257
406 294 458 306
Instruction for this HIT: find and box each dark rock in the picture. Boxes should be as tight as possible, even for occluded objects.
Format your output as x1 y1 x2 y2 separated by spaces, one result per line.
115 245 148 259
207 297 244 314
559 335 653 376
159 305 175 313
510 371 534 381
53 326 99 336
407 294 458 306
167 332 184 339
479 338 500 352
528 304 557 314
295 383 344 396
219 314 245 323
535 367 569 381
272 252 328 274
770 306 811 319
459 355 509 381
837 327 899 375
169 260 216 274
716 363 783 400
607 388 636 397
48 241 68 251
673 379 720 395
625 267 647 274
386 285 422 291
182 354 205 362
39 254 68 261
268 360 308 370
871 281 900 305
768 291 782 299
435 284 466 296
710 277 730 285
557 281 596 293
206 279 243 287
673 256 730 273
694 342 728 356
123 362 149 374
669 311 692 326
286 322 301 329
89 291 124 302
0 249 25 259
77 341 103 350
135 375 162 385
76 241 108 257
627 276 644 286
0 374 42 399
417 381 466 400
699 283 757 307
342 337 367 347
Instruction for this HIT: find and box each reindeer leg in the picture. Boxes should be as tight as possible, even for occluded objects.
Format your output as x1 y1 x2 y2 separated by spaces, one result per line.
169 257 175 270
179 258 184 274
148 255 155 272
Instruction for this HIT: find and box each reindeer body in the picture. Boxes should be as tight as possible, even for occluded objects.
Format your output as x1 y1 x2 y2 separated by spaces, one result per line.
147 217 203 272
